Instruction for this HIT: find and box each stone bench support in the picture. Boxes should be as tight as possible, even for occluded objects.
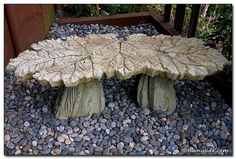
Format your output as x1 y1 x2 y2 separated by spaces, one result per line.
54 80 105 119
137 75 176 114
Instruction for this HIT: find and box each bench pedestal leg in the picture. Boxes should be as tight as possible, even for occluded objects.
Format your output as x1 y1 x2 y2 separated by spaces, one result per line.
54 80 105 119
137 75 176 114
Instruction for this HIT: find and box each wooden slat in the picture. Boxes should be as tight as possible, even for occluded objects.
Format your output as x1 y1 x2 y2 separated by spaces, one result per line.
150 12 179 36
58 12 151 26
187 4 200 37
174 4 186 33
58 11 179 36
163 4 172 22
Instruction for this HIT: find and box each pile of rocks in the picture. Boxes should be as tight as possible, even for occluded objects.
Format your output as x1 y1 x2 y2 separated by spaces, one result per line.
4 22 232 156
47 22 159 40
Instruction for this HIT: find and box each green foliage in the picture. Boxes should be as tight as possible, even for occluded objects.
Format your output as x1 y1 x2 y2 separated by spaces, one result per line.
63 4 98 17
101 4 137 15
63 4 140 17
196 4 232 61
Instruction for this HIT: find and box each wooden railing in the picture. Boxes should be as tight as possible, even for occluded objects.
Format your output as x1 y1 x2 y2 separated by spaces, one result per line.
56 4 201 38
163 4 201 37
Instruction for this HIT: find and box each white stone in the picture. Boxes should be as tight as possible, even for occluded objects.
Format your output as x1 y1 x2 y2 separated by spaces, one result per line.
53 148 61 155
4 134 11 141
24 96 31 101
105 129 110 134
24 121 30 127
183 124 188 130
15 150 21 155
83 136 90 141
111 122 116 128
122 119 131 125
32 140 37 146
10 94 16 99
61 134 69 139
206 142 214 147
82 129 87 135
143 132 148 136
131 115 136 120
143 108 150 115
140 136 149 142
148 149 154 155
57 135 65 143
173 149 179 155
117 142 124 150
129 142 135 149
140 129 145 134
73 127 80 132
108 103 115 108
65 139 72 145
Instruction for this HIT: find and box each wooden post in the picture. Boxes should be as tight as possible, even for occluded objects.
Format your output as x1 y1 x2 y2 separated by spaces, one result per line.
163 4 172 22
5 4 53 54
187 4 201 37
56 4 63 17
174 4 186 33
4 12 16 68
96 4 100 16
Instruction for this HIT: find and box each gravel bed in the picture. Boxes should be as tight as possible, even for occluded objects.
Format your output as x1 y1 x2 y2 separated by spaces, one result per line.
4 22 232 156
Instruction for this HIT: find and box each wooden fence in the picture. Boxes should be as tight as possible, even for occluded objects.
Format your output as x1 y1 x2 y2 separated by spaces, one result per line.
4 4 55 67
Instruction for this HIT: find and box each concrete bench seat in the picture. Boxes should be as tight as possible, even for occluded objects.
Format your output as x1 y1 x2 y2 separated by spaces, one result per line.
7 34 229 119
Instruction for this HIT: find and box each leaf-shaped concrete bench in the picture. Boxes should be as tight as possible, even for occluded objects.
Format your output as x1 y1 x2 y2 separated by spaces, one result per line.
7 34 229 119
